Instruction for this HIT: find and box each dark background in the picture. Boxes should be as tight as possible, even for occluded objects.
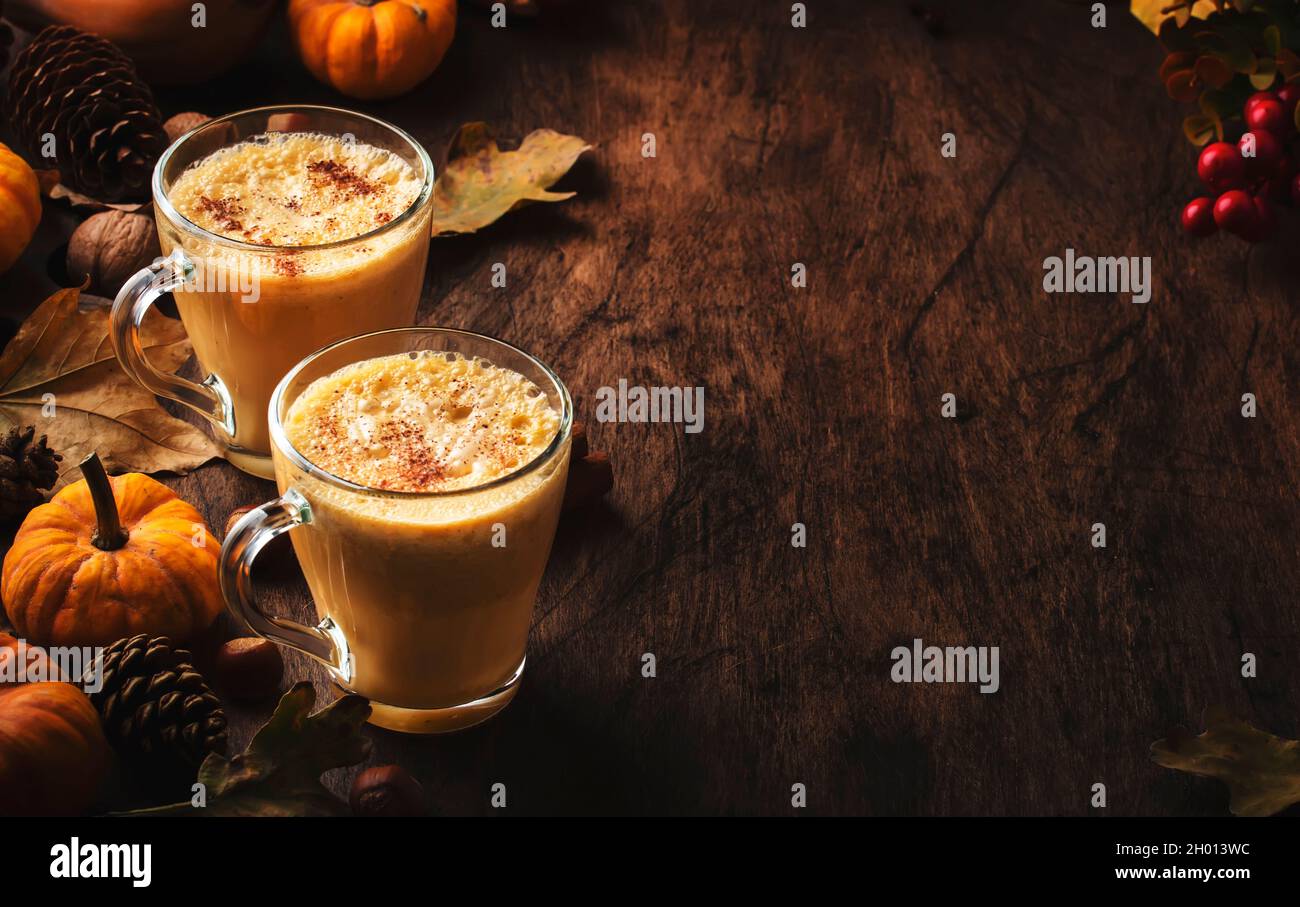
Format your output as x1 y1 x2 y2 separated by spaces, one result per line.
3 0 1298 816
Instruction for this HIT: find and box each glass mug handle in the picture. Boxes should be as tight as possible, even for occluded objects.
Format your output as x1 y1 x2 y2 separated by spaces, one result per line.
219 489 351 677
110 248 234 435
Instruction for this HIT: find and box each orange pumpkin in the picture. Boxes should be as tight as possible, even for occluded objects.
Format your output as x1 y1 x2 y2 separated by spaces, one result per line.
6 0 276 85
288 0 457 100
0 630 62 683
1 454 222 648
0 633 109 816
0 142 41 274
0 680 111 816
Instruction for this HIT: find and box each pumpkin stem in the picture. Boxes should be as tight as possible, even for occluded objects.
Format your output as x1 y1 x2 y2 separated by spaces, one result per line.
79 453 128 550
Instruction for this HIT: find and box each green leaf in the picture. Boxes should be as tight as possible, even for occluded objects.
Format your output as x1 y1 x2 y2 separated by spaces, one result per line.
1166 68 1201 101
115 683 372 817
1249 55 1278 88
1199 87 1237 118
1263 23 1282 55
1224 43 1258 74
1182 112 1220 145
1151 708 1300 817
1278 47 1300 78
1195 53 1235 87
1136 1 1221 36
1161 51 1199 83
428 123 593 236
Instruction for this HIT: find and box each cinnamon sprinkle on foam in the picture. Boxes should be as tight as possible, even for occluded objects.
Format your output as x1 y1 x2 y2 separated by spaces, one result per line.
169 133 420 246
284 351 560 493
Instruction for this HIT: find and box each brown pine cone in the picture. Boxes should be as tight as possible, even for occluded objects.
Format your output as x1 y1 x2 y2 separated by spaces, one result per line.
0 425 62 526
5 26 168 202
84 634 228 794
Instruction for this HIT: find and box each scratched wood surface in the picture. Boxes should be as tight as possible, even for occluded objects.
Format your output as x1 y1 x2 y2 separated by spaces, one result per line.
3 0 1299 816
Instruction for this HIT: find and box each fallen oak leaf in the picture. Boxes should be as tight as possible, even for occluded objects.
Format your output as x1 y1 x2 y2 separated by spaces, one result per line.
114 682 372 817
0 287 219 485
1151 707 1300 816
430 122 592 236
1129 1 1220 35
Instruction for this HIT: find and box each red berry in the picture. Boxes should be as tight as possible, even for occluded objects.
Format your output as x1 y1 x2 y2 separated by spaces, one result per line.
1198 141 1247 192
1196 141 1248 192
1248 195 1276 242
1276 151 1297 179
1246 91 1278 115
1277 83 1300 115
1181 197 1217 237
1261 173 1291 203
1245 92 1280 134
1214 189 1258 238
1246 98 1291 136
1238 129 1283 177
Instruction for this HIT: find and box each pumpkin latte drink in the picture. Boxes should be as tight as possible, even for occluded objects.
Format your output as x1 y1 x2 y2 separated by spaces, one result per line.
112 107 435 479
220 328 573 733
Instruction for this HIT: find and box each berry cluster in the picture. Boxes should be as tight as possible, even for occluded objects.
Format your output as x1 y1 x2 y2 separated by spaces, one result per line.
1182 85 1300 242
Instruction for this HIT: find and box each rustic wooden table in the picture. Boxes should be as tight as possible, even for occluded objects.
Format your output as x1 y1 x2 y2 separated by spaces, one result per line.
5 0 1299 816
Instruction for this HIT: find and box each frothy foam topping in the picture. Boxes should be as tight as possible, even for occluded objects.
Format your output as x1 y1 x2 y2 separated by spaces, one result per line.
169 132 422 246
284 351 561 493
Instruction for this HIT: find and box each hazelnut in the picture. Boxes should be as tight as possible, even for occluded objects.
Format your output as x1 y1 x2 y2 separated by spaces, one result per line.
163 112 212 145
224 505 256 539
225 505 298 575
350 765 425 817
562 451 613 513
66 211 161 296
214 637 284 704
571 421 589 460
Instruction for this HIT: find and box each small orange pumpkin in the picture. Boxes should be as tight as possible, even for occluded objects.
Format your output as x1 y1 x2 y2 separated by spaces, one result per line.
0 680 111 816
0 142 41 274
288 0 457 100
0 633 110 816
0 630 61 683
1 454 222 648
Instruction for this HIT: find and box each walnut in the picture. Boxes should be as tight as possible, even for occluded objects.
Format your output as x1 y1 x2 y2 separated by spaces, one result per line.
66 210 161 296
163 111 212 144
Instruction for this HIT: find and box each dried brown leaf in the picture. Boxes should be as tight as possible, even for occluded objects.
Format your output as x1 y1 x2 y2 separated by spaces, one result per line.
0 287 219 485
429 123 592 236
35 169 148 214
1151 708 1300 817
1131 1 1219 36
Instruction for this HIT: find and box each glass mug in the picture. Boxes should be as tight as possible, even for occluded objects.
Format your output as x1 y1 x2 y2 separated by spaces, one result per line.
111 105 435 479
219 328 573 733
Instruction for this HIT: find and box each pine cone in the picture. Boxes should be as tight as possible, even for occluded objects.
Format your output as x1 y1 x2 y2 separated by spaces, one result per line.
5 26 168 203
0 425 62 526
84 635 228 792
